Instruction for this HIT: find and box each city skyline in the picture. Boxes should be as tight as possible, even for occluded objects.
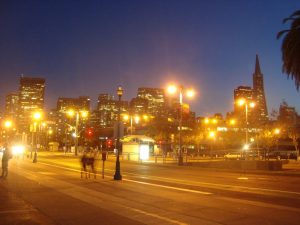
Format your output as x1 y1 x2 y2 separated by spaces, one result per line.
0 1 299 116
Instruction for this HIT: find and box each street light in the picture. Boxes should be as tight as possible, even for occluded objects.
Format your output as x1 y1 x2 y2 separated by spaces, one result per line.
274 128 281 151
229 119 236 126
123 114 140 135
208 131 216 158
32 111 42 163
67 109 88 156
167 84 195 166
238 98 255 146
2 119 13 142
4 120 12 129
123 114 149 135
114 86 123 180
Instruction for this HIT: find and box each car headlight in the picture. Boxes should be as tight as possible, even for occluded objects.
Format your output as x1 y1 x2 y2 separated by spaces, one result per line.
12 145 25 155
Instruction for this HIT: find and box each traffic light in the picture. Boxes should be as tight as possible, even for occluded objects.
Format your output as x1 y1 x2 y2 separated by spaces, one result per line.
86 128 93 138
107 139 112 149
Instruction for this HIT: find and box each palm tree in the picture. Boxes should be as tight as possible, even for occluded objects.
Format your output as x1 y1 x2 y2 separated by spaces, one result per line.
277 10 300 91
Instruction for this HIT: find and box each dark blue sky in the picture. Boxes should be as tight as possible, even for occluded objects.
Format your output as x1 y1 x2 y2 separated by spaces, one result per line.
0 0 299 116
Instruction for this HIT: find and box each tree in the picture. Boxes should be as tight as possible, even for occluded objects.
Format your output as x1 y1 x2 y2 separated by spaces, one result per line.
277 10 300 91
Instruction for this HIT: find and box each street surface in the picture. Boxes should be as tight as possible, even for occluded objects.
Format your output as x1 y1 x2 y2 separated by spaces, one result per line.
1 152 300 225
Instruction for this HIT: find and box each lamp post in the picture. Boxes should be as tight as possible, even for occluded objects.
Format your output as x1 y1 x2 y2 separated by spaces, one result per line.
167 84 194 166
3 119 13 142
67 110 88 156
123 114 142 135
274 128 280 151
209 131 216 158
32 111 42 163
114 86 123 180
238 99 255 147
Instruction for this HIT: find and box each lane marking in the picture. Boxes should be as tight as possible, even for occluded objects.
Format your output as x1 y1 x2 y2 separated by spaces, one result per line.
38 172 56 175
122 206 188 225
237 177 249 180
124 178 212 195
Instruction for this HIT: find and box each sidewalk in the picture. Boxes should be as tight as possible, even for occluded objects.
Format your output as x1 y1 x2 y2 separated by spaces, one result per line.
0 180 56 225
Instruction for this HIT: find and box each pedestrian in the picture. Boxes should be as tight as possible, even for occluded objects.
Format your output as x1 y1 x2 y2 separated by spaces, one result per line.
1 143 12 179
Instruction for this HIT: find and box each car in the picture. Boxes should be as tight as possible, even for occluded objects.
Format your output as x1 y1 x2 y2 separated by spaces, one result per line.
224 152 243 160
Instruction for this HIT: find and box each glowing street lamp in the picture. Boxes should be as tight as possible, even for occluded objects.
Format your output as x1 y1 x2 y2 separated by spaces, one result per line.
208 131 216 158
123 113 149 135
273 128 281 151
274 128 280 135
167 83 195 165
2 119 13 142
67 109 88 156
32 111 43 163
229 119 236 126
114 86 123 180
237 98 255 145
4 120 12 129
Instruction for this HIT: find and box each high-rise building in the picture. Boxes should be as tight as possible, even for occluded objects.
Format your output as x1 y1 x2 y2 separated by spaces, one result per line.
137 87 165 116
253 55 268 125
233 86 253 111
57 96 90 112
18 76 45 132
5 92 19 119
278 104 298 127
96 94 128 127
56 96 91 143
130 97 148 114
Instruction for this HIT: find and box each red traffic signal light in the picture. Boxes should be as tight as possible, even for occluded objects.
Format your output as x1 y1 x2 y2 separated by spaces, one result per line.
86 128 93 137
107 139 112 148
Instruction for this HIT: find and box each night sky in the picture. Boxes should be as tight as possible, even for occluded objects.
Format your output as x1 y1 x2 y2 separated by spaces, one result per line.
0 0 299 117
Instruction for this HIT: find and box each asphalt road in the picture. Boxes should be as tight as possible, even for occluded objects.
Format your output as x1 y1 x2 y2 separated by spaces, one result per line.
1 152 300 225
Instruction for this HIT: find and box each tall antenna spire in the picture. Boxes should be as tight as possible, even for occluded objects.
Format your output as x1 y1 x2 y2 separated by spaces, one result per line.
255 54 262 75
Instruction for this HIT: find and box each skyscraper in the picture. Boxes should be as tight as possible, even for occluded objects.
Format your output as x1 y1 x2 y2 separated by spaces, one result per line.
5 92 19 119
18 76 45 132
57 96 90 112
96 94 128 127
137 87 165 116
253 55 268 125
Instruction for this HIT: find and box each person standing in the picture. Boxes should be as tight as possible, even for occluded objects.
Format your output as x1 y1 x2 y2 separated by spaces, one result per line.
1 143 12 178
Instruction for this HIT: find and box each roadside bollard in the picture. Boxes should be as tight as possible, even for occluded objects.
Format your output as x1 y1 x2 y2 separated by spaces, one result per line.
101 152 107 179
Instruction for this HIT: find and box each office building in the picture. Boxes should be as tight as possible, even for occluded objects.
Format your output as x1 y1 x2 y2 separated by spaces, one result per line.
18 76 45 132
57 96 90 112
137 87 165 116
96 94 128 127
5 92 19 119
